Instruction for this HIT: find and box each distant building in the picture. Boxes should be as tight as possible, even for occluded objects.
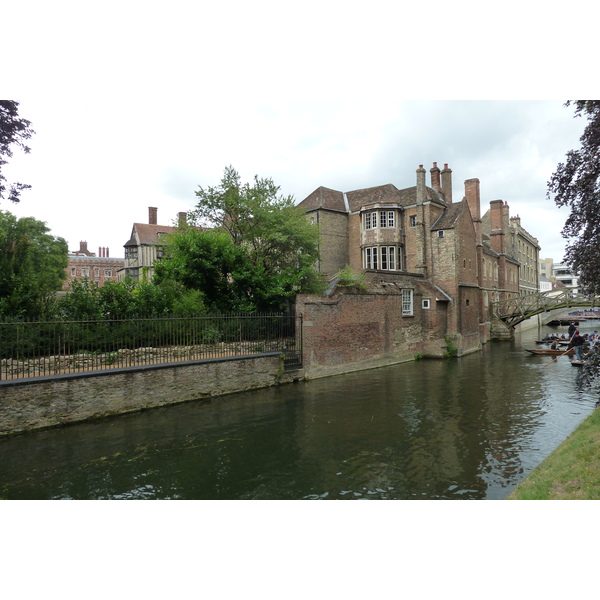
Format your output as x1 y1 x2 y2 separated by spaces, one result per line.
481 203 540 295
553 262 579 294
121 207 189 281
63 241 124 290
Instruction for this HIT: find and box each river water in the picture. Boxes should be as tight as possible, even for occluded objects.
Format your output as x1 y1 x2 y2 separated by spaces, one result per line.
1 325 598 500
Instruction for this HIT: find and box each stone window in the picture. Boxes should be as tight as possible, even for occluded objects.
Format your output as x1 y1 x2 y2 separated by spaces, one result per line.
364 246 399 271
104 269 112 277
81 268 89 277
422 299 431 309
410 215 417 227
71 267 76 276
402 289 413 316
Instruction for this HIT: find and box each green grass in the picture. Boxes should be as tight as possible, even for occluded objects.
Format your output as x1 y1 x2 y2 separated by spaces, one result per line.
507 407 600 499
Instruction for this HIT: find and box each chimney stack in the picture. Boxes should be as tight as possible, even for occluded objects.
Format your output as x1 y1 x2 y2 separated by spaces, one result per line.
489 199 505 254
464 179 481 220
430 162 441 192
465 178 482 246
149 207 158 225
441 163 452 203
416 164 426 204
178 211 187 227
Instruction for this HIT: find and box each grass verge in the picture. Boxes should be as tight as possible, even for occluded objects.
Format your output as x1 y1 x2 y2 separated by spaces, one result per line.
507 407 600 499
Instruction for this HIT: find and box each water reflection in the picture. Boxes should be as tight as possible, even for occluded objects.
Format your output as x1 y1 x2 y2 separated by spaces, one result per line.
0 326 598 499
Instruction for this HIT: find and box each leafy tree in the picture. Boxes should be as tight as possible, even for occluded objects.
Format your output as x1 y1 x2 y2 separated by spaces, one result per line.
0 211 68 318
176 166 325 311
0 101 35 204
154 228 247 312
547 101 600 294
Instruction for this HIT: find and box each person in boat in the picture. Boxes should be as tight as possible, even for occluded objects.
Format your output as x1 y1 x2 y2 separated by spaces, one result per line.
542 333 553 341
560 334 566 340
550 340 558 350
572 331 585 361
568 322 577 338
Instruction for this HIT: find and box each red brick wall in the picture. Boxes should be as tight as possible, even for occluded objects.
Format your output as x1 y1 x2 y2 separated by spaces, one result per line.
296 280 455 378
64 257 125 290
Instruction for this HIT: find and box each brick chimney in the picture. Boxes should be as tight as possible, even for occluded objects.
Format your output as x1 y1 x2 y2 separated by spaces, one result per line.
430 162 441 192
149 207 158 225
441 163 452 203
79 241 91 255
465 178 482 245
178 211 187 227
489 199 505 254
464 179 481 220
416 164 426 205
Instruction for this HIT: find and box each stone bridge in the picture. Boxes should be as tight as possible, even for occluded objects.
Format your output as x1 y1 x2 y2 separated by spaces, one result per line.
492 289 600 329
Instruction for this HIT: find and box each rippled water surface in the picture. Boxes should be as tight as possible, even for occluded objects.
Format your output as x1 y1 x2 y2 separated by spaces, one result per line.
1 325 598 499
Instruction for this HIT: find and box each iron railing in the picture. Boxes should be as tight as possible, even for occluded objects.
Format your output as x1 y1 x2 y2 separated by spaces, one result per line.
0 313 302 381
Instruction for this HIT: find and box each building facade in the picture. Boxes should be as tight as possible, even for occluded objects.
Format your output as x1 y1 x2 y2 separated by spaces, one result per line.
121 207 187 281
63 241 124 290
481 205 540 295
297 162 526 361
552 262 579 294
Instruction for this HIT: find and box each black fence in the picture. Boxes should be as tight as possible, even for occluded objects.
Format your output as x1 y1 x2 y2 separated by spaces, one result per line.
0 313 302 380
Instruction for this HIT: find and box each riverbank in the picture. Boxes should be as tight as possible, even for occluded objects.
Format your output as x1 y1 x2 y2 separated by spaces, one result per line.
507 405 600 499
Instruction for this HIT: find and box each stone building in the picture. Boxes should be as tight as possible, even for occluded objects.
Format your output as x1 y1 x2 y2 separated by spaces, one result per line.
296 162 524 369
121 207 188 281
63 241 124 290
481 203 540 295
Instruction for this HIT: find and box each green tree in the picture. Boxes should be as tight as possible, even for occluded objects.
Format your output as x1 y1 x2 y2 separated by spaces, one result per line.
547 101 600 294
177 166 325 311
154 228 246 312
0 101 35 204
0 211 68 318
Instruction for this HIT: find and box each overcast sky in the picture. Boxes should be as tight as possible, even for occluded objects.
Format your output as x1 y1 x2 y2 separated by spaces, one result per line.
3 2 594 266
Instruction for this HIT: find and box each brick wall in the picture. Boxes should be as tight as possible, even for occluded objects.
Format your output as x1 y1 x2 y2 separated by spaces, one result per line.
297 281 452 379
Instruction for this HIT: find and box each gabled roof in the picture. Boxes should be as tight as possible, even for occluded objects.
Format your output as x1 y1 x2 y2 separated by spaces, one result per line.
347 184 447 212
299 183 448 214
297 186 346 212
431 200 464 231
125 223 179 247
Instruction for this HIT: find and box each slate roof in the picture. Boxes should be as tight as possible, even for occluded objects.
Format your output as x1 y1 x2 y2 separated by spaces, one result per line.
124 223 179 248
299 183 448 214
297 186 346 212
431 201 464 231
